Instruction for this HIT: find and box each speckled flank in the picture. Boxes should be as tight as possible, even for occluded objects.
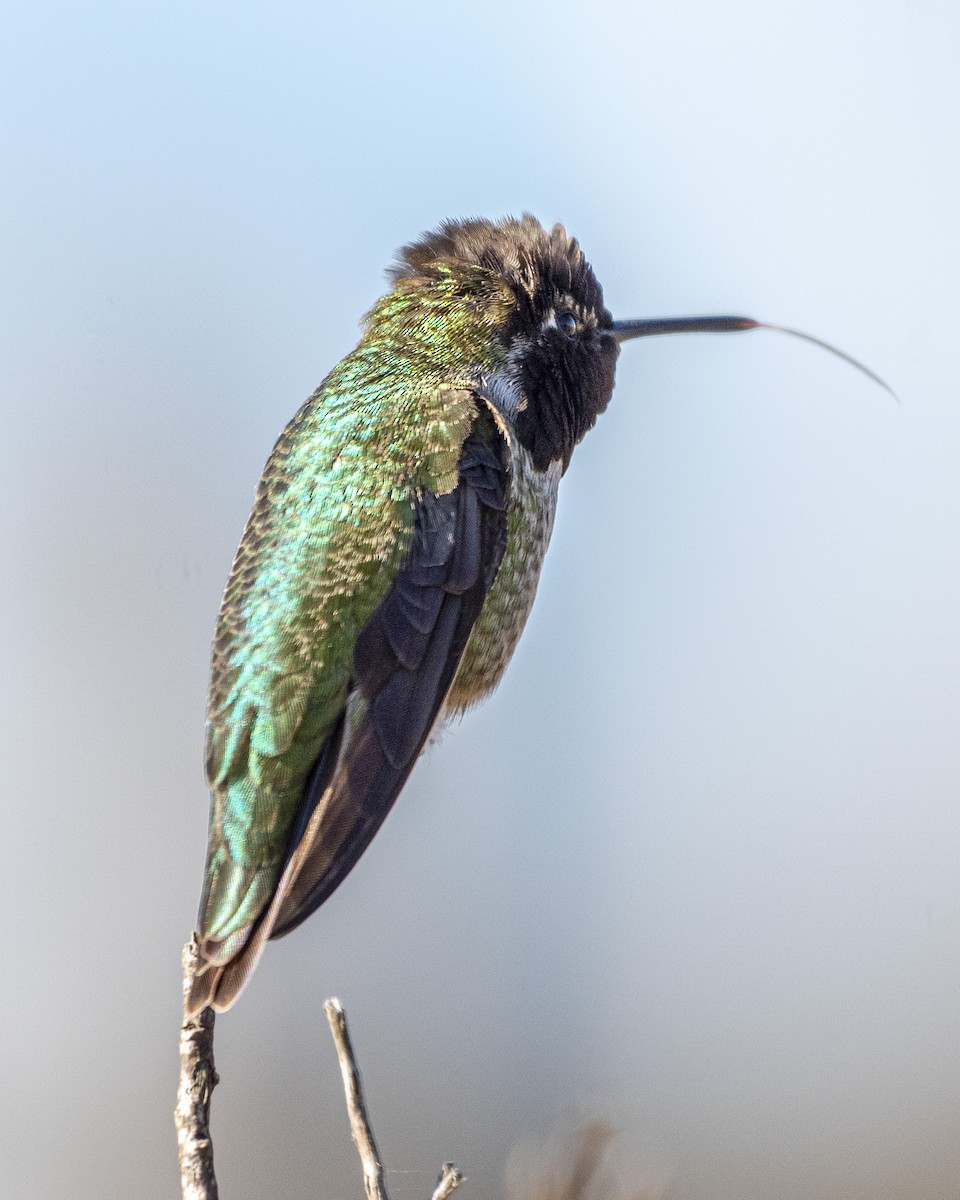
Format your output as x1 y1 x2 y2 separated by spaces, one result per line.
444 441 561 713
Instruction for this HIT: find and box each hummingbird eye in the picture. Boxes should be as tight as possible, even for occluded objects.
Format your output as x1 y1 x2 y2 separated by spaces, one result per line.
556 310 578 335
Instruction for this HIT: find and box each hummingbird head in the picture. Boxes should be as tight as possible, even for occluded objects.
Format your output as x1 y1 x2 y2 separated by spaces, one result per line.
384 215 895 474
390 215 619 472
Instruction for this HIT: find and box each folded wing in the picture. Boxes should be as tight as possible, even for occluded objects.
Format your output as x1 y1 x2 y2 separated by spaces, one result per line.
190 421 508 1013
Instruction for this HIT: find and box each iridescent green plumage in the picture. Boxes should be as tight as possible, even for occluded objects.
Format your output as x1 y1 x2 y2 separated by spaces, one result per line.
190 216 622 1012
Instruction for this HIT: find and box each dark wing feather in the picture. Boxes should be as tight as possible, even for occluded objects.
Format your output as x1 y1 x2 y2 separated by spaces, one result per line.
271 427 508 936
204 426 508 1008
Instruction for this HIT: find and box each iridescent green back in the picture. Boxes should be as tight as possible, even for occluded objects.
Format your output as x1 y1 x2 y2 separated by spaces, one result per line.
198 269 514 948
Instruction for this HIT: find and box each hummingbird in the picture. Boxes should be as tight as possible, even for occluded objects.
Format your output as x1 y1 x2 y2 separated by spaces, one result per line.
187 214 888 1014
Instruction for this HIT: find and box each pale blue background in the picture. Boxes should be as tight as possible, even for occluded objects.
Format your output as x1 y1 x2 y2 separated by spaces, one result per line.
2 3 958 1198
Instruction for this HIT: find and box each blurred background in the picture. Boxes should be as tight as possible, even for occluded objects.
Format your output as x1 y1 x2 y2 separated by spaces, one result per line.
2 2 958 1198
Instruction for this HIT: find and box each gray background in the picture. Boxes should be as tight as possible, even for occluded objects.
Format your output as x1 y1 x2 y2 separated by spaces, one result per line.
3 2 958 1198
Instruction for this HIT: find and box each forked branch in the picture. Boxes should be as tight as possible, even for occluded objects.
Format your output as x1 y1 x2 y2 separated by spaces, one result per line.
324 997 465 1200
175 939 465 1200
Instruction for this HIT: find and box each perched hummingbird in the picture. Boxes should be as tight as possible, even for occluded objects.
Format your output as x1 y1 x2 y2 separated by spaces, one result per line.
188 214 886 1014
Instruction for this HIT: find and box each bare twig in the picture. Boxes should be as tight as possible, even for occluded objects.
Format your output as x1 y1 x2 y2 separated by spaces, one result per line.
324 997 465 1200
324 998 389 1200
432 1162 466 1200
173 972 462 1200
175 938 220 1200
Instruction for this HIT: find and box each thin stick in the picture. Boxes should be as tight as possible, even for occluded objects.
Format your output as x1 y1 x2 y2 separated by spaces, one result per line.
173 975 464 1200
324 998 389 1200
432 1162 466 1200
175 938 220 1200
323 998 465 1200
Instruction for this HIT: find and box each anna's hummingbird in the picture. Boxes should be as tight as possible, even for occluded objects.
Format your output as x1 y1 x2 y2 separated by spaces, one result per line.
187 214 884 1014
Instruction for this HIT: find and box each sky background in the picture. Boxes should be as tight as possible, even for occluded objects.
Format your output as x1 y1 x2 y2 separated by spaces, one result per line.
2 3 959 1198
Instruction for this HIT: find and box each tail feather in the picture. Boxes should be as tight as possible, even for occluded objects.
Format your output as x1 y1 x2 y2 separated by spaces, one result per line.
185 712 350 1015
184 807 329 1015
185 925 271 1015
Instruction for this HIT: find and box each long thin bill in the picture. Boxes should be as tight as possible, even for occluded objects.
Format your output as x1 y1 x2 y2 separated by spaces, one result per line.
611 315 897 400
